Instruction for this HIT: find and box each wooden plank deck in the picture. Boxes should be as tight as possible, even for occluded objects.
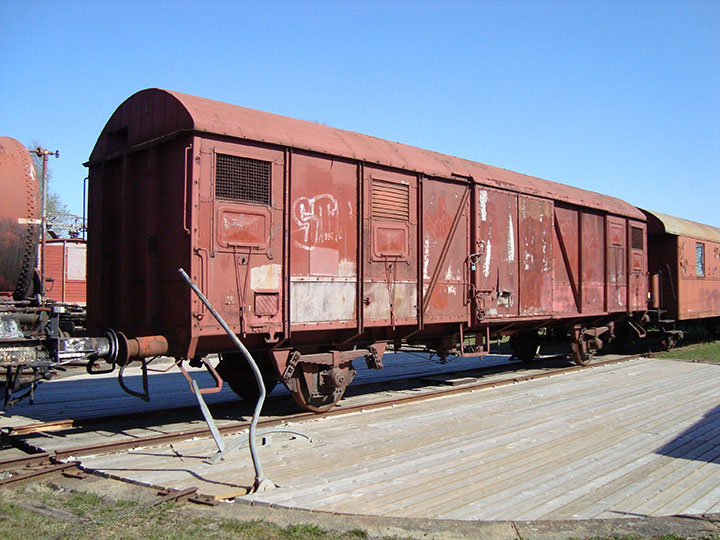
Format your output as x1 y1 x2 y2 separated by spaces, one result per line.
67 357 720 521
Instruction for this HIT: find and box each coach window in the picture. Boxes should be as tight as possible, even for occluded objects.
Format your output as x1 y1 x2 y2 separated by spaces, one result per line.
696 242 705 277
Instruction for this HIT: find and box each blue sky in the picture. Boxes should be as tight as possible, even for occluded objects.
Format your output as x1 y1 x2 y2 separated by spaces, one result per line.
2 1 718 226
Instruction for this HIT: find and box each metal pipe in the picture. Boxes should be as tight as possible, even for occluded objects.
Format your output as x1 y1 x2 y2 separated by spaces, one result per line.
30 148 59 298
40 151 47 296
82 177 88 240
178 267 272 491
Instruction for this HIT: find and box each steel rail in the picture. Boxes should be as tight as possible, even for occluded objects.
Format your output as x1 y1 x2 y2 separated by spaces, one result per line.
6 354 645 464
0 461 80 488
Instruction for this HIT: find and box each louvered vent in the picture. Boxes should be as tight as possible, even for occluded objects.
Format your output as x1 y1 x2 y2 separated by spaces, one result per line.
372 180 410 221
215 154 271 205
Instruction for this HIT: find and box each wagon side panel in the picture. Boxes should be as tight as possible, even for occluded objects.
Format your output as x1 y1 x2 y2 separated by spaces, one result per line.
552 204 580 314
581 210 606 314
363 166 418 327
474 186 519 318
192 139 285 346
289 153 358 328
606 216 627 312
518 196 553 316
420 177 470 323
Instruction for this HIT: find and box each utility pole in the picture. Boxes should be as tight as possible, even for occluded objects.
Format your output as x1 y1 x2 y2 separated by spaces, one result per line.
30 147 59 298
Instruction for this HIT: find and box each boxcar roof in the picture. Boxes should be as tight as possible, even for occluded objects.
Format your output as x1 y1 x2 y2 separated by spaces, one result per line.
642 209 720 243
89 88 644 219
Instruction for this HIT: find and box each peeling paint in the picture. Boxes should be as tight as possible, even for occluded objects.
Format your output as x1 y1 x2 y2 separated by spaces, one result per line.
251 264 281 290
507 215 515 262
448 285 457 296
444 263 461 281
483 241 492 278
423 235 431 280
497 290 514 307
478 190 488 222
364 282 417 320
338 259 356 277
291 280 356 323
524 252 534 271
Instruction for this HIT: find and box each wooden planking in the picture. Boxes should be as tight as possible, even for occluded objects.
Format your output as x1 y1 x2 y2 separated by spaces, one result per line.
236 358 720 519
14 357 720 521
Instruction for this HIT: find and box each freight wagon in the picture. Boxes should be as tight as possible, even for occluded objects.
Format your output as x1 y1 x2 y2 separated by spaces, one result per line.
85 89 649 411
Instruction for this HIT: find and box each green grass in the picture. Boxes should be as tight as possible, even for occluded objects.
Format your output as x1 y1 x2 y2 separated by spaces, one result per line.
656 339 720 364
0 485 409 540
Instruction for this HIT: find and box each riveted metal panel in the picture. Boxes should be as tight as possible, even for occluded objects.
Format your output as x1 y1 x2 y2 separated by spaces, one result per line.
474 187 519 318
581 211 605 313
606 216 627 312
363 166 418 327
552 205 581 314
518 196 553 316
421 177 469 323
289 152 358 326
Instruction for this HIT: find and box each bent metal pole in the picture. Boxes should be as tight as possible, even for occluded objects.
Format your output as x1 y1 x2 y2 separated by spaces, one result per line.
177 268 275 492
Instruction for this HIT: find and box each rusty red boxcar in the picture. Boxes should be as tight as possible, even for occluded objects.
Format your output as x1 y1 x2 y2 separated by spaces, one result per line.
643 209 720 341
87 89 648 411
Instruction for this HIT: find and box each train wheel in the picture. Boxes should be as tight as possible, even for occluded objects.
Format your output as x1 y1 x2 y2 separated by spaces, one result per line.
289 363 356 413
660 334 677 351
216 351 277 403
509 332 540 362
570 342 593 366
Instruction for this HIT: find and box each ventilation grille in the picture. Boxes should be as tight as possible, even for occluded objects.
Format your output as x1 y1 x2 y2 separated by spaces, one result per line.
215 154 271 205
372 180 410 221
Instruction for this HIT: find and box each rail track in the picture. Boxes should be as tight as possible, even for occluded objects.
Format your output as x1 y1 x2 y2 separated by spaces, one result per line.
0 352 645 495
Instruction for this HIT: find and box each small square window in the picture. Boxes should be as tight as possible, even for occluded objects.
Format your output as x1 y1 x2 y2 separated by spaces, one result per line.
631 227 643 250
696 243 705 277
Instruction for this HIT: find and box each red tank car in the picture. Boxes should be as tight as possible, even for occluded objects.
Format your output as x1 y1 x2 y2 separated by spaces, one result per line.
0 136 40 300
643 209 720 345
86 89 649 411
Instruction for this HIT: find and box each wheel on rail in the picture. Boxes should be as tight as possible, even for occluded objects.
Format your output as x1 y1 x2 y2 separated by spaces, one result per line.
216 351 277 403
288 362 356 413
509 332 540 362
570 342 594 366
660 334 678 351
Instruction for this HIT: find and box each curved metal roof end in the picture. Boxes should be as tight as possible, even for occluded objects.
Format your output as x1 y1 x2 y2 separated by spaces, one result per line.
91 88 644 220
641 209 720 242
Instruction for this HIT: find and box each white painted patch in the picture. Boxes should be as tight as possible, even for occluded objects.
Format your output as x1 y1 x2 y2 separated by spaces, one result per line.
364 282 417 320
251 264 281 290
524 252 534 271
291 280 356 323
445 263 460 281
423 235 431 280
478 190 488 222
483 241 492 278
507 215 515 262
338 259 356 277
448 285 457 296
